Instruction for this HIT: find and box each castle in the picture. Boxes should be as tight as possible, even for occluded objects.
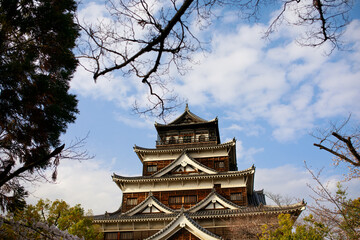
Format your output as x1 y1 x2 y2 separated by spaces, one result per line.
94 105 305 239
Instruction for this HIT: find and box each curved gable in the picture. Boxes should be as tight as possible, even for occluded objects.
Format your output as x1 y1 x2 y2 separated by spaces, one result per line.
145 211 222 240
123 194 175 216
152 151 218 177
187 190 241 213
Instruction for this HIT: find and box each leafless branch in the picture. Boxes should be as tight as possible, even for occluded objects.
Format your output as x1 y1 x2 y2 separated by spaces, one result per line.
312 114 360 180
78 0 354 117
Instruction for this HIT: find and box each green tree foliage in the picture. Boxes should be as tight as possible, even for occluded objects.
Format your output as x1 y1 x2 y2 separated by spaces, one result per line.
0 0 79 212
340 197 360 239
259 213 329 240
0 199 103 239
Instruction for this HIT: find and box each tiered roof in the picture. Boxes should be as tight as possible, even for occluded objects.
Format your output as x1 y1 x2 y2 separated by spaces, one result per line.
93 189 306 223
94 106 306 239
112 165 255 186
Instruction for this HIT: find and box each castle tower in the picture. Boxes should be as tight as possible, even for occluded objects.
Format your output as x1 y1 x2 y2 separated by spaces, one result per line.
94 106 305 240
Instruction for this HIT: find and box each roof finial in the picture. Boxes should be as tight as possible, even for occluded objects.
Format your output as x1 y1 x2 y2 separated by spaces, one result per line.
185 103 189 111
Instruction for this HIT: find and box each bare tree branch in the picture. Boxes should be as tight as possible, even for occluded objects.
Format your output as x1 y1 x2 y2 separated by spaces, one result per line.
312 115 360 179
78 0 355 117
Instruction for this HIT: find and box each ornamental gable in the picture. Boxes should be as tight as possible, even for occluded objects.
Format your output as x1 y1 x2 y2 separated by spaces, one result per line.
123 194 175 216
151 151 217 177
145 212 222 240
188 190 241 213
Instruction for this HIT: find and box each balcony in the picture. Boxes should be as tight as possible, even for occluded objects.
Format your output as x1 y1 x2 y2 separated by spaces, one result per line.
156 136 217 147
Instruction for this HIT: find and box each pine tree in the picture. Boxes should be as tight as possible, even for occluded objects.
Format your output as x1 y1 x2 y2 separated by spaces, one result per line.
0 0 79 212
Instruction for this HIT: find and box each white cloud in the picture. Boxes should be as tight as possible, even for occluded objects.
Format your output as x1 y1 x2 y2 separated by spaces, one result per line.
26 158 123 215
114 112 154 129
73 2 360 143
236 140 264 164
223 123 265 137
255 165 357 207
173 17 360 142
256 164 360 206
256 165 311 201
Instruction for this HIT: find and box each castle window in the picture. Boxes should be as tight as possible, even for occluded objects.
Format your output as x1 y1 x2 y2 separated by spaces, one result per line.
147 165 157 172
127 198 138 205
215 161 225 169
104 233 118 240
230 193 243 201
120 232 133 239
198 135 206 142
169 195 197 204
184 195 197 203
169 196 182 204
183 135 191 143
168 136 176 144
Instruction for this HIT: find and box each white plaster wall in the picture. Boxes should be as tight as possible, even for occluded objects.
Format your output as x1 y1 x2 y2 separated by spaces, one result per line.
120 176 246 193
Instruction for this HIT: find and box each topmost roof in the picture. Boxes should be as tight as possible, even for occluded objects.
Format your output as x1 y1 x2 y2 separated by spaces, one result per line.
155 104 217 127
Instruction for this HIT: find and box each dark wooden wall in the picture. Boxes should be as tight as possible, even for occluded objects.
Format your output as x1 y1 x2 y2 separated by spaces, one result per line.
122 187 247 213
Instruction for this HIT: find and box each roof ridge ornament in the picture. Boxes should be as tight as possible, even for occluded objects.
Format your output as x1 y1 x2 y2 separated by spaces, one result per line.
185 103 189 111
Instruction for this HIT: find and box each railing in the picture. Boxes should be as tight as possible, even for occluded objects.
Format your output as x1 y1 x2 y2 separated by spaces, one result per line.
156 136 217 146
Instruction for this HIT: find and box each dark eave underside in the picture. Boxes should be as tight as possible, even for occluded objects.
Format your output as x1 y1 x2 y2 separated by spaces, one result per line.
112 167 255 183
134 140 235 153
93 202 306 223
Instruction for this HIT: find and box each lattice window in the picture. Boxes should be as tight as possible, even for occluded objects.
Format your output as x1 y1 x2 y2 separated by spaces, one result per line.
168 136 176 144
105 233 118 240
169 195 197 204
169 196 182 204
183 135 191 143
147 165 157 172
184 195 197 203
120 232 133 239
198 135 206 142
230 193 243 201
127 198 138 205
215 161 225 169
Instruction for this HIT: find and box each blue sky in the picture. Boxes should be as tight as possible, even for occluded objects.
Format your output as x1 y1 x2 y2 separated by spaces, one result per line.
27 0 360 214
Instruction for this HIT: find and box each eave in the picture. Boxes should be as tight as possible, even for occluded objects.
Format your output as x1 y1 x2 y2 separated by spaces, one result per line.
134 139 236 163
112 165 255 184
93 201 306 223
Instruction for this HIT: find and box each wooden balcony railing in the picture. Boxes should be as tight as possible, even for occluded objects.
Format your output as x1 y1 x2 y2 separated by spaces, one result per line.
156 136 217 146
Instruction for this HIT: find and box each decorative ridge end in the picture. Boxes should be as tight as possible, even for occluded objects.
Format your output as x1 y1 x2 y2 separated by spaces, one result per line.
185 103 189 111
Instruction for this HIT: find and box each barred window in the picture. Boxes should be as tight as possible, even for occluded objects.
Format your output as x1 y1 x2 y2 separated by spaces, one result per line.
168 136 176 144
230 193 243 201
147 165 157 172
184 195 197 204
183 135 191 143
198 135 206 142
120 232 133 239
215 161 225 169
169 196 182 204
105 233 118 240
169 195 197 204
127 198 137 205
